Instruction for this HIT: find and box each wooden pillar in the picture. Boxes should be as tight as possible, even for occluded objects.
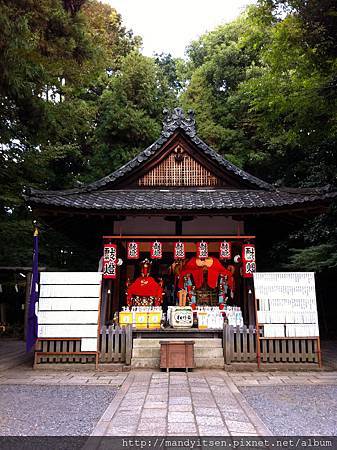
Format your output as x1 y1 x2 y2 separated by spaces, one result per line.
247 278 256 326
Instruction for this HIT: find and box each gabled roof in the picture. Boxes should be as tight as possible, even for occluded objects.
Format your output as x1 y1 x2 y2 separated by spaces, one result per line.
27 108 273 197
25 108 337 214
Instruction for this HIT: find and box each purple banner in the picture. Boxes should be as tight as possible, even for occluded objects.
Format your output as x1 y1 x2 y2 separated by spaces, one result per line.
26 229 39 352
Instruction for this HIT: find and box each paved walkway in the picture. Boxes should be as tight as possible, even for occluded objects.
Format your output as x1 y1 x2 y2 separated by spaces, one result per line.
0 368 128 386
227 371 337 386
1 367 337 436
91 371 272 436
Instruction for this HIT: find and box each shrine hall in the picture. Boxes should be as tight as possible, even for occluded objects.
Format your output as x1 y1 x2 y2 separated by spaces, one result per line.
25 108 337 368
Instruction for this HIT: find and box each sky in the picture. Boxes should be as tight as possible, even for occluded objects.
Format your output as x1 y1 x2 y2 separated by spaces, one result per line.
105 0 256 58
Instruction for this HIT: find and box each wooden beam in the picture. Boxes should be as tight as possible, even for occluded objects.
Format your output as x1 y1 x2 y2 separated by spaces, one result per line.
102 235 256 240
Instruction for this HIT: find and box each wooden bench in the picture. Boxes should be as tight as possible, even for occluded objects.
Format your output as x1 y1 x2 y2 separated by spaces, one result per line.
34 338 99 369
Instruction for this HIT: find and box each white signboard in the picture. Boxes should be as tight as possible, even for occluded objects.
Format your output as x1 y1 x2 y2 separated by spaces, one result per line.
38 272 101 351
253 272 319 337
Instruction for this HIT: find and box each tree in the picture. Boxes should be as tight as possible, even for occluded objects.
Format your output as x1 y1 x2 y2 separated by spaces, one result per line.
86 51 177 180
181 6 276 166
181 0 337 271
0 0 141 266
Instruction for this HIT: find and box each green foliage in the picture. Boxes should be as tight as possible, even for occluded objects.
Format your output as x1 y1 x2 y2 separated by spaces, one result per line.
85 51 176 180
181 6 276 165
0 1 150 267
1 0 336 275
181 0 337 271
286 244 337 272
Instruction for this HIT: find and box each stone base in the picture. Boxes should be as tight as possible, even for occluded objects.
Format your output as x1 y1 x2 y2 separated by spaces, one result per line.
131 338 224 369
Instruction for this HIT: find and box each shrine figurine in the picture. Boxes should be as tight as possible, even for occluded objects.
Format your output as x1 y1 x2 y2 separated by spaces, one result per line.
183 274 192 290
218 274 228 305
140 258 152 277
189 285 197 306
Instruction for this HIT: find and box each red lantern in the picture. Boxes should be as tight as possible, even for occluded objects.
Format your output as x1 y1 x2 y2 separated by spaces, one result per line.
243 260 256 278
197 241 208 259
242 244 256 278
219 241 231 260
127 241 139 259
174 241 185 259
103 244 117 279
150 241 162 259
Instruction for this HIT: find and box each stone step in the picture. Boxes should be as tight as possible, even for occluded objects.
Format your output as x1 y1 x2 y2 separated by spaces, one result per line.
133 338 222 348
132 347 223 359
131 357 160 368
194 357 224 369
131 356 224 369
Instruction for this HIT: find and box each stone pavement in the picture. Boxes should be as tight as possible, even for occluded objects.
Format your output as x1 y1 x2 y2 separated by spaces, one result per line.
91 371 271 437
1 354 337 437
0 339 33 371
0 366 128 387
227 371 337 386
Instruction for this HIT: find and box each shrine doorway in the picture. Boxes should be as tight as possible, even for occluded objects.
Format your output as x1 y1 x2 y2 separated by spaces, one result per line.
100 236 256 327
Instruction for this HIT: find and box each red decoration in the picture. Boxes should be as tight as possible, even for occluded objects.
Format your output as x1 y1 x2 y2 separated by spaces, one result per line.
219 241 231 260
242 244 256 262
179 256 234 291
174 241 185 259
127 241 139 259
197 241 208 259
242 244 256 278
126 276 163 305
103 244 117 279
243 261 256 278
150 241 162 259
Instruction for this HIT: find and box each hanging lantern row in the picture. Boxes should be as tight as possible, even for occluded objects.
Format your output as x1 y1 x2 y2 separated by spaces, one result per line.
105 242 254 279
242 244 256 278
126 240 234 261
103 244 117 279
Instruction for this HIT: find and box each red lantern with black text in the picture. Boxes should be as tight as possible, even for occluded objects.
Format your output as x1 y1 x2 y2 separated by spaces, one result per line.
197 241 208 259
127 241 139 259
150 241 162 259
242 244 256 278
219 241 231 260
103 244 117 279
174 242 185 259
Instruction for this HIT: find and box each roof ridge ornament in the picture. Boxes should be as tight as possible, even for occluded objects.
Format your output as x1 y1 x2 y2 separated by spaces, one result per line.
162 107 196 138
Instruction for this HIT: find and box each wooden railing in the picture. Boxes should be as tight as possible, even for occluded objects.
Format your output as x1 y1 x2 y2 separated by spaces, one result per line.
99 324 132 365
222 324 320 365
259 337 320 364
34 338 98 367
223 325 257 364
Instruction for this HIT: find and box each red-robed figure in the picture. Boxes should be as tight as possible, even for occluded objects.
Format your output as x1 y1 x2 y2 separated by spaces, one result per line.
126 259 163 306
178 256 234 291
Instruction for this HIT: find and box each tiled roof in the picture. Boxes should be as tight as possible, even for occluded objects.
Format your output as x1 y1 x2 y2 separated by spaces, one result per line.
27 108 273 197
24 109 337 213
26 189 337 212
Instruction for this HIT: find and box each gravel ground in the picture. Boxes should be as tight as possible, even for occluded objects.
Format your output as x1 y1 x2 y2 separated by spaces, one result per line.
0 385 117 436
239 385 337 436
